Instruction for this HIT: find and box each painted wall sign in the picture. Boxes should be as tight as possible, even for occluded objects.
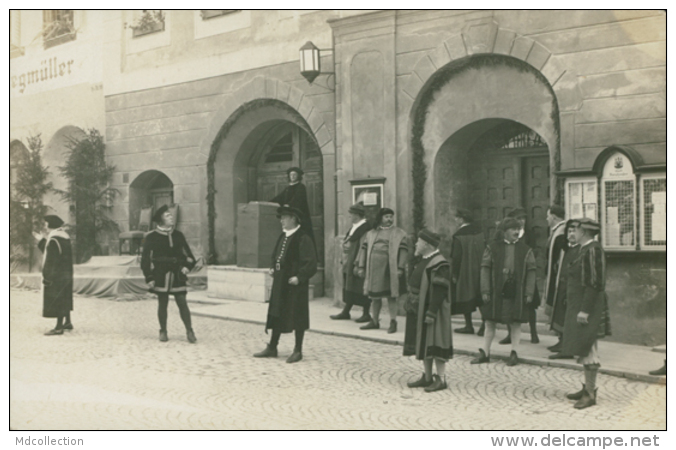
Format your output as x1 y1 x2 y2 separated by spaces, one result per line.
10 57 75 94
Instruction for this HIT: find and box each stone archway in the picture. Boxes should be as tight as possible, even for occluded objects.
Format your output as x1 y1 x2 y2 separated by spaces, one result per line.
202 75 336 293
128 170 174 230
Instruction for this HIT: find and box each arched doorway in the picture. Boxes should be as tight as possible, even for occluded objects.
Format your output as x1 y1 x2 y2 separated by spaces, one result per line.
209 99 325 294
128 170 174 230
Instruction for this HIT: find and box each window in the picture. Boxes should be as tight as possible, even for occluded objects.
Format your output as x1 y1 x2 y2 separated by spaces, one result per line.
565 178 598 221
600 152 636 250
264 134 294 163
200 10 239 20
43 10 76 48
131 10 165 38
640 175 666 250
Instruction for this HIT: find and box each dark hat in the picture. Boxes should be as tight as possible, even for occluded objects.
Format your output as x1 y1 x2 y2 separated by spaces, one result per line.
418 228 442 248
508 207 527 219
277 204 303 222
376 207 395 225
152 204 170 224
500 217 522 231
348 202 366 216
548 204 566 219
578 217 601 234
455 208 474 223
44 215 64 229
286 167 304 176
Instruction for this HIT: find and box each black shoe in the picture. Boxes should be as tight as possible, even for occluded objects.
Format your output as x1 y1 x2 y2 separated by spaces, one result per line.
187 330 197 344
649 361 666 376
499 336 511 345
471 348 490 364
286 350 302 363
254 345 278 358
574 388 597 409
477 323 485 337
360 320 379 330
506 350 519 366
44 328 64 336
387 320 397 334
62 323 73 331
566 384 586 400
424 375 448 393
548 352 574 360
407 373 433 388
454 326 475 335
330 312 351 320
354 314 372 323
547 342 562 353
159 330 168 342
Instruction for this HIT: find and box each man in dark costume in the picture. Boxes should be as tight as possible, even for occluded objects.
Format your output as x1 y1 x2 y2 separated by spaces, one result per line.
330 202 372 323
547 219 579 360
141 205 197 343
471 218 536 367
270 167 314 242
356 208 408 334
403 229 453 393
35 215 73 335
499 207 541 345
254 205 317 363
562 218 611 409
450 208 485 335
543 205 568 354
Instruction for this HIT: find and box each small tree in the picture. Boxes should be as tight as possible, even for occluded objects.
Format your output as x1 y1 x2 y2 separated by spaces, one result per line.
11 135 53 272
58 129 119 263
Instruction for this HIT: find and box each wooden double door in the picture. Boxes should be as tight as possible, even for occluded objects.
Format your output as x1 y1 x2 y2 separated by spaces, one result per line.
468 149 550 283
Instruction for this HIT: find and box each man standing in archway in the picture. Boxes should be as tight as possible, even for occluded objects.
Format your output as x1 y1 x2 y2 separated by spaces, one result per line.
270 167 314 243
357 208 408 334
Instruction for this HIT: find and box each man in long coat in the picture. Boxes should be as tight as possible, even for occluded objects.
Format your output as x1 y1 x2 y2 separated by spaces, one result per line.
254 205 317 363
330 202 372 323
450 208 485 335
141 205 198 343
403 229 453 393
562 218 611 409
471 218 536 366
35 215 73 335
547 219 579 360
356 208 408 333
543 205 568 353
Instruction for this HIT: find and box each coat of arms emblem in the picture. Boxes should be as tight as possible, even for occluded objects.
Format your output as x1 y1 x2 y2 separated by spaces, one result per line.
614 156 624 169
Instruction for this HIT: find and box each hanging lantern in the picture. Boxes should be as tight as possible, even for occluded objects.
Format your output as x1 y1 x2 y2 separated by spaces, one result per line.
299 41 320 84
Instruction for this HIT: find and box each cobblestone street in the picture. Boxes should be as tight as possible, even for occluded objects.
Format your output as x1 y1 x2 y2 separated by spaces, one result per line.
10 289 665 430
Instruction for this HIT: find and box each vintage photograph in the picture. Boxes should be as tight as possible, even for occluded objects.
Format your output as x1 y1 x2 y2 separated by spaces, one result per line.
9 9 666 433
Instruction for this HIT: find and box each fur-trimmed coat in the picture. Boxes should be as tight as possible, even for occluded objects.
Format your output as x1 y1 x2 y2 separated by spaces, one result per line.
450 223 485 315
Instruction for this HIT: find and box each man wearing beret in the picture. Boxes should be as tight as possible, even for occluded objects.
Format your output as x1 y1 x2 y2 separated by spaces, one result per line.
34 214 74 335
331 202 372 323
562 218 611 409
254 205 317 363
141 205 198 343
356 208 408 334
472 217 537 367
270 167 314 243
403 228 453 393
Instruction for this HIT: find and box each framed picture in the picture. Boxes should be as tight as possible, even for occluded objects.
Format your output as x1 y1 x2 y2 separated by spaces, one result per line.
350 178 385 226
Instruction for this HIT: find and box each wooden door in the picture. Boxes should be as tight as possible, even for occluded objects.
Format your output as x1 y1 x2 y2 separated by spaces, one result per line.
523 156 550 285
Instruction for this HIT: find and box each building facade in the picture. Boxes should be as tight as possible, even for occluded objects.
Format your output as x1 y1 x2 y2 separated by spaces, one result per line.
10 10 666 345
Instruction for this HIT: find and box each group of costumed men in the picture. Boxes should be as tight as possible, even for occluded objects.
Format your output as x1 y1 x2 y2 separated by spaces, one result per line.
33 164 613 409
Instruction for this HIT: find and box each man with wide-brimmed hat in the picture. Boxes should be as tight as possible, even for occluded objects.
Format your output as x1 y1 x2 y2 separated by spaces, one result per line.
254 204 317 363
331 202 372 323
356 207 408 333
33 214 74 335
471 217 537 367
270 166 314 242
562 218 611 409
141 204 198 343
403 228 453 393
450 208 485 335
